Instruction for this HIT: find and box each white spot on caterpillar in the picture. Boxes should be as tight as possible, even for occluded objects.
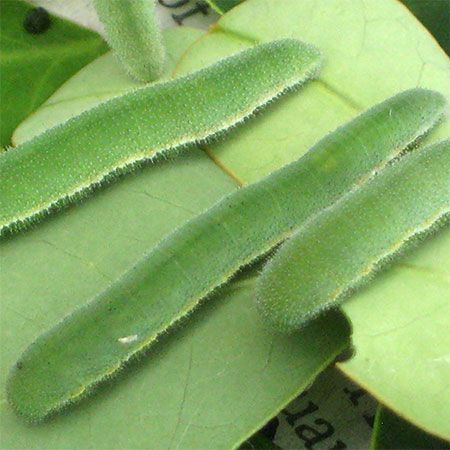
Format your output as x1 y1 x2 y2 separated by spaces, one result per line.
118 334 138 344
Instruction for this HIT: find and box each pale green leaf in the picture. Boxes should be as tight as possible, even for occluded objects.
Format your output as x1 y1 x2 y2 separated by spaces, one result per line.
10 88 437 422
173 0 450 439
339 228 450 441
4 0 449 443
0 27 349 448
208 0 450 56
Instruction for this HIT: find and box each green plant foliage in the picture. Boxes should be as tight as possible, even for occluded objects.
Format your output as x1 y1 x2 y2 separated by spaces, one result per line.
209 0 450 55
0 27 351 449
206 0 245 14
0 38 321 237
8 88 442 422
0 0 108 148
257 139 450 330
400 0 450 55
2 0 450 446
12 27 204 144
371 406 450 449
93 0 166 82
174 0 450 439
338 228 450 441
241 429 280 449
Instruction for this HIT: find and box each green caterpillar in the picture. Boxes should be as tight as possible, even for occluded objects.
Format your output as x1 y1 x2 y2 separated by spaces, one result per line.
257 139 450 330
0 39 320 237
7 89 446 422
93 0 166 82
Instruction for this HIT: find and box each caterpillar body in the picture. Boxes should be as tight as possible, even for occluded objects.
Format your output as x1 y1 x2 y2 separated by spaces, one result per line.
257 139 450 330
0 39 320 237
7 89 446 422
93 0 166 82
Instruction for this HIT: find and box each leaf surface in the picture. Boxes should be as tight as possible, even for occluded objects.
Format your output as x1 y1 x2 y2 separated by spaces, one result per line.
173 0 450 439
10 88 441 422
339 228 450 441
0 27 349 448
371 405 449 449
3 0 450 443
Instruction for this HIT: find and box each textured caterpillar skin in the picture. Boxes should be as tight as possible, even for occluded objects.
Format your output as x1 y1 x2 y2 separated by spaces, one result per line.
257 139 450 331
0 39 320 237
93 0 165 82
6 89 446 422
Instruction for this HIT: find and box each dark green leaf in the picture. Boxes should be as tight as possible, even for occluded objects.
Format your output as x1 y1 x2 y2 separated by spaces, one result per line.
207 0 246 14
372 406 449 449
0 0 108 147
0 27 350 448
401 0 450 54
